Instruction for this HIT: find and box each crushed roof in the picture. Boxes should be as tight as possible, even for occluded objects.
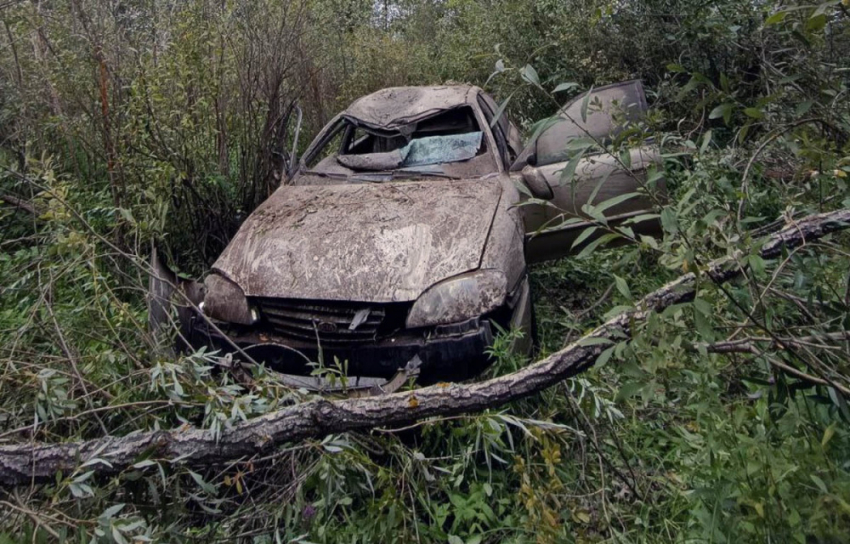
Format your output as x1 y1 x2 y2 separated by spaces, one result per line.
342 85 476 130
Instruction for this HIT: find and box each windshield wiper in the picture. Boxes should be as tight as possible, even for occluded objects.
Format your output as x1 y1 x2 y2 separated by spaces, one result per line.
392 169 457 179
304 170 346 178
304 168 457 181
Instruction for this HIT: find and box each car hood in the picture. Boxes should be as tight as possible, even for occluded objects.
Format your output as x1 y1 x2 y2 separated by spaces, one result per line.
212 177 503 302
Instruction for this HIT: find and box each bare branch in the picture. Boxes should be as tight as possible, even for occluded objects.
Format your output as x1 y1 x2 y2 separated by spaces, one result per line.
0 193 38 215
699 332 850 395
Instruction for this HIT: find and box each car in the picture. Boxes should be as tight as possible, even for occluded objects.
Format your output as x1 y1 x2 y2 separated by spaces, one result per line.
150 81 664 389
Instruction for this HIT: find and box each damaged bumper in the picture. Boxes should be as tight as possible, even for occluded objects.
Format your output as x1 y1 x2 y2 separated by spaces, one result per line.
151 245 532 385
185 316 496 383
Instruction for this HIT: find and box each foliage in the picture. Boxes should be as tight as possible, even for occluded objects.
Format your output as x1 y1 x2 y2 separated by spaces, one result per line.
1 0 849 542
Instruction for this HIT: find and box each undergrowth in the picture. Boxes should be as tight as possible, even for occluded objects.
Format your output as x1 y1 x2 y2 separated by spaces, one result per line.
1 0 850 542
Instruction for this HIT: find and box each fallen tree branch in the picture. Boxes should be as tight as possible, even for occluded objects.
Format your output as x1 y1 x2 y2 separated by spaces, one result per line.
0 209 847 487
703 331 850 355
0 192 38 215
698 331 850 395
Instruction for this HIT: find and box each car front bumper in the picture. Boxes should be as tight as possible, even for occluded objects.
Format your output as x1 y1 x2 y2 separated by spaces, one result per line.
186 316 496 383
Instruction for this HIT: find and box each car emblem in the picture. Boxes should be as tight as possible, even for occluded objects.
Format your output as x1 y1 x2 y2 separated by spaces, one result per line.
316 321 337 333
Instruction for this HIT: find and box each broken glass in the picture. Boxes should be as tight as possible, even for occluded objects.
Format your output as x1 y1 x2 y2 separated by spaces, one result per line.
335 131 483 172
401 132 482 168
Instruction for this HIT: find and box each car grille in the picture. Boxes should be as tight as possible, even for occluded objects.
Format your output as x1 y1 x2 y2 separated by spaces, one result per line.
253 298 390 345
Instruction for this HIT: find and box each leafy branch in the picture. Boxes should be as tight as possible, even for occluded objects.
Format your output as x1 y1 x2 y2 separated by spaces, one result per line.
0 209 846 487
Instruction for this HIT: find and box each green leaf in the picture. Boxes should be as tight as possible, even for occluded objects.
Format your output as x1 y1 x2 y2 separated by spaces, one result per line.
695 305 714 339
613 275 631 300
73 470 95 483
118 208 135 223
639 234 658 249
828 386 850 421
81 457 113 469
661 208 678 234
744 107 764 119
666 63 686 73
521 64 541 88
188 471 217 494
587 168 614 205
765 11 787 26
557 143 593 186
779 74 803 84
571 225 599 250
115 520 145 532
693 298 712 316
558 156 583 187
526 116 560 145
749 254 766 275
806 13 827 32
700 129 713 153
112 527 129 544
709 103 734 125
514 179 534 198
822 423 837 447
553 82 579 93
795 100 813 116
616 381 644 401
581 86 594 123
576 233 619 258
100 504 125 520
564 137 596 151
490 92 514 127
738 120 753 143
594 192 639 214
810 474 828 494
596 346 616 368
580 336 614 347
677 75 702 100
619 147 632 169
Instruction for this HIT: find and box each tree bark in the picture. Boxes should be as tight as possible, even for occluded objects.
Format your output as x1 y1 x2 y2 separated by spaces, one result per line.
0 193 38 215
0 209 847 487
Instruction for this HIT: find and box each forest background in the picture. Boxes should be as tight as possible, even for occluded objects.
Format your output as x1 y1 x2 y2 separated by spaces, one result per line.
1 0 850 542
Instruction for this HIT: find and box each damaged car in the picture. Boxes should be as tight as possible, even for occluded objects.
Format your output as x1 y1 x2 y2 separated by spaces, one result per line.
151 81 665 388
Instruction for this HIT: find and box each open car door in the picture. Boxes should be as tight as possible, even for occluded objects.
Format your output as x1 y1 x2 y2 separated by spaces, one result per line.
512 80 666 263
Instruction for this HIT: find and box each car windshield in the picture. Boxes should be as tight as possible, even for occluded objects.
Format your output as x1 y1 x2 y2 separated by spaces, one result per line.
304 106 498 180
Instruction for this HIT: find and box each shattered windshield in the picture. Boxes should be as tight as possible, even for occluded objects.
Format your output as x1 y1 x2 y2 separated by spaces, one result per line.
303 106 498 180
403 132 482 167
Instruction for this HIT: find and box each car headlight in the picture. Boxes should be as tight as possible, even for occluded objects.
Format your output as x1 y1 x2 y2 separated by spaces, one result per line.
406 269 507 328
202 274 259 325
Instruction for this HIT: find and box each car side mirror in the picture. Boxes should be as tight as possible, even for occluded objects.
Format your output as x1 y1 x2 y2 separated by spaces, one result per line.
521 165 554 200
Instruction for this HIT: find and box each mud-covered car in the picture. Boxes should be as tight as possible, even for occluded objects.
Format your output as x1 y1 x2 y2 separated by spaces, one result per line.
152 81 664 386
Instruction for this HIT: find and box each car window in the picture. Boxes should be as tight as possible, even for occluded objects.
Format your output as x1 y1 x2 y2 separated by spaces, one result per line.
345 126 407 155
305 106 498 178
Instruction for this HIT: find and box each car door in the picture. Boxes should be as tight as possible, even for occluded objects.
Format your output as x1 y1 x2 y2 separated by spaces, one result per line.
511 81 666 263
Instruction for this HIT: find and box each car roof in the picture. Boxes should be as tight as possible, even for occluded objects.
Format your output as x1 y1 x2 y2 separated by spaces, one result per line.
342 85 479 130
